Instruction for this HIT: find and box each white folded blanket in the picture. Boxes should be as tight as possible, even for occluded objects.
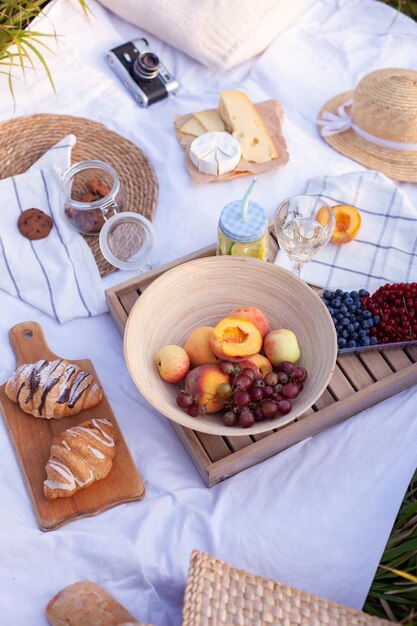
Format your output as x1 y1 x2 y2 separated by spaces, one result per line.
0 136 108 323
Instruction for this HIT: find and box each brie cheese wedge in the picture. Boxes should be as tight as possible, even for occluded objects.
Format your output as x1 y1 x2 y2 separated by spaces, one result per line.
189 131 241 176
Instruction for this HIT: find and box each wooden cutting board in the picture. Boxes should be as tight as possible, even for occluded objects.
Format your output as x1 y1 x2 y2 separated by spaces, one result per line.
0 321 145 531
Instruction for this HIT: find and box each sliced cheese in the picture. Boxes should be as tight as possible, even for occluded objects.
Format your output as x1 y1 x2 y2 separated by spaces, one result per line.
180 117 206 137
189 131 241 176
194 109 226 132
218 90 277 164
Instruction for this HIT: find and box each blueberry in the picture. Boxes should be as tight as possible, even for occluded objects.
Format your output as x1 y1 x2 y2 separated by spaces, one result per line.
344 297 353 305
341 329 349 338
347 340 357 348
323 290 334 300
351 332 359 340
359 336 371 346
350 291 359 298
373 315 380 325
338 337 347 348
327 306 334 315
358 328 367 336
341 317 350 326
353 321 360 330
336 313 344 320
336 324 344 332
370 336 378 345
336 289 344 297
348 305 358 313
361 320 369 329
359 289 368 297
362 310 372 319
347 323 355 333
339 305 348 314
331 299 341 308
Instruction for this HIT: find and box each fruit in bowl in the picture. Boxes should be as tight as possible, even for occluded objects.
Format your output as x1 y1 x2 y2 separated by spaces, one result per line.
155 306 309 429
124 256 337 437
155 345 190 382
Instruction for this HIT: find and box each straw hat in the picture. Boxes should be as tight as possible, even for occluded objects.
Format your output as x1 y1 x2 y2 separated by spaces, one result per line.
317 68 417 182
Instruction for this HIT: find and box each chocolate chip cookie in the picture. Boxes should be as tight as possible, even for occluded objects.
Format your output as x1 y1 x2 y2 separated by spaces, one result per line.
18 208 53 240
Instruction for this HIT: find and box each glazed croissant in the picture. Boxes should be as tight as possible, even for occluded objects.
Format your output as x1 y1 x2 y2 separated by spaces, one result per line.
44 418 116 500
5 358 102 419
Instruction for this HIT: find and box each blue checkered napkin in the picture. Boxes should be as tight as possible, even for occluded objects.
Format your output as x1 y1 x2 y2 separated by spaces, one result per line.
275 171 417 290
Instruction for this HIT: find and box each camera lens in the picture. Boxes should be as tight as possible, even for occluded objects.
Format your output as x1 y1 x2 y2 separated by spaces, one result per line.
133 52 160 80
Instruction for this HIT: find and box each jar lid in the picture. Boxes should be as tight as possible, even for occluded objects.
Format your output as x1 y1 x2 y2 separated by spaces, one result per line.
99 212 156 271
219 200 267 243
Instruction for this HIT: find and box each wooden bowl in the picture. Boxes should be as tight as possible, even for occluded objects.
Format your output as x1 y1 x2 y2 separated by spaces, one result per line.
124 257 337 436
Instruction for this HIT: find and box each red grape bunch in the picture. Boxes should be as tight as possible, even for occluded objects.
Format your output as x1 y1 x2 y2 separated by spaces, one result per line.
177 360 307 429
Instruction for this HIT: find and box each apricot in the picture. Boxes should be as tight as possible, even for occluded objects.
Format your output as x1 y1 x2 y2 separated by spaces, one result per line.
211 317 262 362
184 365 230 413
183 326 219 366
156 345 190 382
229 306 270 338
246 353 273 377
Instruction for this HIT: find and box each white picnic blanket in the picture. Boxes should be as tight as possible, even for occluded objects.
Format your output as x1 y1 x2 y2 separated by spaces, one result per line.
275 171 417 289
0 1 416 626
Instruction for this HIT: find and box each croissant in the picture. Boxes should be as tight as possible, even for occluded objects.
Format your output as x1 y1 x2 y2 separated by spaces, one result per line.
5 358 102 419
44 418 116 500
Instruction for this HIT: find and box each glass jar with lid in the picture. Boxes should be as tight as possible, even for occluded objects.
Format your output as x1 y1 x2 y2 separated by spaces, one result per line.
62 160 124 236
217 199 268 261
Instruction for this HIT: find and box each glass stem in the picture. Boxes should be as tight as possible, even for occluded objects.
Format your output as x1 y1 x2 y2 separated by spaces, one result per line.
292 261 304 278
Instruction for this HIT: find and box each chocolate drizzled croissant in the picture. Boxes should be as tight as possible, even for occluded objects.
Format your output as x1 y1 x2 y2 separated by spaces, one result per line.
44 418 116 500
5 358 102 419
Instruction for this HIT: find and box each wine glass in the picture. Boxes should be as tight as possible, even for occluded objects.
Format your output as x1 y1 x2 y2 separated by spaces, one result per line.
273 195 335 277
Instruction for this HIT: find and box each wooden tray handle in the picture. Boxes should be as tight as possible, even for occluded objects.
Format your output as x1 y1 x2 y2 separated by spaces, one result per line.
9 321 57 367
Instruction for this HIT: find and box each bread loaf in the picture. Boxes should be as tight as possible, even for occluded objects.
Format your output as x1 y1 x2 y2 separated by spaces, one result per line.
45 581 148 626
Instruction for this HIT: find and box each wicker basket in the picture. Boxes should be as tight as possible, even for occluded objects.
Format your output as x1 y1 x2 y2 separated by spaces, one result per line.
182 551 395 626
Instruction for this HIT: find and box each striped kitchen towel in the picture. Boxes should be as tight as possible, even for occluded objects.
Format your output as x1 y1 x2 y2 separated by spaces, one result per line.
274 171 417 290
0 136 107 323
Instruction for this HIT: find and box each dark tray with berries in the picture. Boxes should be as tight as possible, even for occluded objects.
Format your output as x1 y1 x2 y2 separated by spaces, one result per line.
321 283 417 354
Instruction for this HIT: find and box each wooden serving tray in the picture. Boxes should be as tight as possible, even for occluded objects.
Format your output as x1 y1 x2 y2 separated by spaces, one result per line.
0 322 145 530
106 235 417 487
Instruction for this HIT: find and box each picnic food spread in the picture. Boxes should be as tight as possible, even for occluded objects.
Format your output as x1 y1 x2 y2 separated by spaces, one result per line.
1 4 417 625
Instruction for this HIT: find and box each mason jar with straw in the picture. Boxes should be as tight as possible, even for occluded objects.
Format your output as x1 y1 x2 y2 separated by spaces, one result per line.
217 177 268 260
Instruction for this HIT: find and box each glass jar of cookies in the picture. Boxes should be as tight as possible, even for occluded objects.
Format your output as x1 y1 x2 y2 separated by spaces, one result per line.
61 160 124 236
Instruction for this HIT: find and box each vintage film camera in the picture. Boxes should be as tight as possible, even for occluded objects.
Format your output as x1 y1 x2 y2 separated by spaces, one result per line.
106 38 179 107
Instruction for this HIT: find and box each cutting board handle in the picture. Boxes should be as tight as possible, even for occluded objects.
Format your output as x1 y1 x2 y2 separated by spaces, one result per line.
9 322 57 367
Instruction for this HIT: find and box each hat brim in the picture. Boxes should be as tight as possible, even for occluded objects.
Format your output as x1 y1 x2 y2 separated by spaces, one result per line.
318 91 417 183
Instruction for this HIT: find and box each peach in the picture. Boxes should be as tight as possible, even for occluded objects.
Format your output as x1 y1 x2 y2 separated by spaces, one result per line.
236 354 273 378
229 306 270 338
211 317 262 362
183 326 219 366
184 365 230 413
264 329 301 367
155 345 190 383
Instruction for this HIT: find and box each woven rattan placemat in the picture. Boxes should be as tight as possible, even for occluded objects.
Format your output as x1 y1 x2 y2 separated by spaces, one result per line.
0 114 158 277
182 551 395 626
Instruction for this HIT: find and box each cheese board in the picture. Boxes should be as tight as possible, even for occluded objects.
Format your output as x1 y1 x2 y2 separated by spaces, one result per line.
106 233 417 486
0 321 145 531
